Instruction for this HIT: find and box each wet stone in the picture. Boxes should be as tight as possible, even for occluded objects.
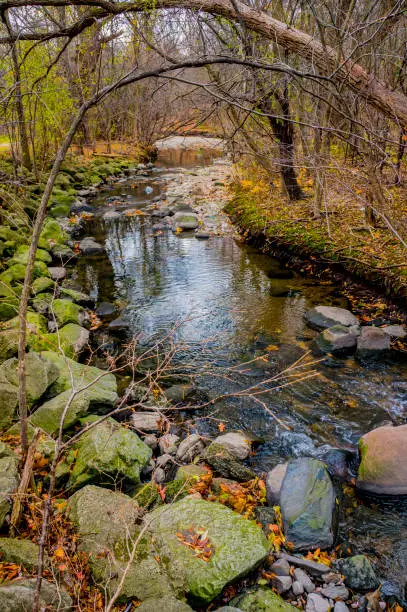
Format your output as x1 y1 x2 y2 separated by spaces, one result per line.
306 593 330 612
270 558 291 577
294 568 315 593
321 585 349 600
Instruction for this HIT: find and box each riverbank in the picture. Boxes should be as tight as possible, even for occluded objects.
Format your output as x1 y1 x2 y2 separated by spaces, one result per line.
0 141 406 611
225 179 407 327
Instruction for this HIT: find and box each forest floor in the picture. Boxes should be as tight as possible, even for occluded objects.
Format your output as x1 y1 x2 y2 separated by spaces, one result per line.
225 161 407 326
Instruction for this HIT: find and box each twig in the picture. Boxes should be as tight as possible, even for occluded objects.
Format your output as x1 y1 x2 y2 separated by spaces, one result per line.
10 429 41 536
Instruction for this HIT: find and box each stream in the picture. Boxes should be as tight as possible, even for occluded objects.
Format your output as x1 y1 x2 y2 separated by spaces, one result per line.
72 137 407 596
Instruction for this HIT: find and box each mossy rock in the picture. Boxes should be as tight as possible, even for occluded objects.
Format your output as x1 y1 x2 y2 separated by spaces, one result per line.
51 299 86 327
60 287 91 305
49 204 71 218
32 277 54 295
230 587 297 611
0 328 19 363
0 227 26 246
68 484 181 602
2 312 47 335
0 538 40 570
147 497 270 604
29 323 89 358
0 261 49 284
51 243 75 262
0 351 59 427
31 293 53 315
0 577 72 611
203 443 255 482
0 454 19 528
38 219 69 250
133 479 190 510
54 173 73 188
40 351 117 407
59 418 151 490
10 245 52 266
0 297 19 321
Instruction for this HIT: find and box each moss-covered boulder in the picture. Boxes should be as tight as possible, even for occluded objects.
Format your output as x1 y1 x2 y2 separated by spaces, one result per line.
133 479 190 510
0 538 40 569
137 597 193 612
174 212 199 230
32 276 54 295
0 578 72 611
0 297 19 321
41 351 117 405
51 299 87 327
280 458 337 551
29 323 89 358
1 312 49 356
0 261 49 284
230 587 297 611
10 245 52 266
68 485 182 602
336 554 379 591
0 444 19 528
0 328 19 362
147 496 270 604
51 243 76 263
32 292 53 314
357 424 407 495
60 287 91 305
31 390 93 434
38 218 69 250
0 352 59 427
59 418 151 489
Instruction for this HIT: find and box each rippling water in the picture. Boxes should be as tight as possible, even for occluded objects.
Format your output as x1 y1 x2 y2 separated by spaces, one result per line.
74 143 407 594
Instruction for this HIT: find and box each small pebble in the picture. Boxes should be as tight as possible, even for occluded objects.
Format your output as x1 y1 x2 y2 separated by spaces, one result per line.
293 580 305 596
272 575 292 594
153 467 165 484
270 558 291 577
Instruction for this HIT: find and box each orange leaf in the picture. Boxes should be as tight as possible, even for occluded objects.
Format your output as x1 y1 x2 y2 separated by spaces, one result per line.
54 546 65 560
217 422 226 432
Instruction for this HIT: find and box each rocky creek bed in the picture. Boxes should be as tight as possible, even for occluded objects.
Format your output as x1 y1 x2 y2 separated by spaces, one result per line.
0 137 406 610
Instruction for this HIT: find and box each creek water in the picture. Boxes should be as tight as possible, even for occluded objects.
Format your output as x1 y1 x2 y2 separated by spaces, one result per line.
73 140 407 595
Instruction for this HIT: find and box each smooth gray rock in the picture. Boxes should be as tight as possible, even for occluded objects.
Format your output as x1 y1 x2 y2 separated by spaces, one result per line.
278 552 331 575
137 597 193 612
0 578 72 611
266 463 288 505
159 433 180 455
48 266 66 281
381 324 406 338
143 434 158 450
156 453 173 468
306 593 330 612
95 302 117 318
213 432 251 460
132 411 163 433
357 327 391 353
79 237 104 255
321 585 349 600
272 575 292 594
334 602 350 612
292 580 304 595
270 558 291 577
294 568 315 593
305 306 359 330
176 434 204 463
315 324 358 354
280 458 336 551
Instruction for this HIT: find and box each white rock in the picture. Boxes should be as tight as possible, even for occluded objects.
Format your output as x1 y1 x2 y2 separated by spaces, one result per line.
294 568 315 593
293 581 305 596
176 434 204 462
213 432 251 460
272 575 292 594
131 412 163 432
334 602 350 612
159 433 179 455
270 558 291 577
306 593 330 612
321 585 349 600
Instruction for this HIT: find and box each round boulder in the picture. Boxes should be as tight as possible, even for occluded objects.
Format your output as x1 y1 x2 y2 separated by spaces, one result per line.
305 306 359 330
357 424 407 494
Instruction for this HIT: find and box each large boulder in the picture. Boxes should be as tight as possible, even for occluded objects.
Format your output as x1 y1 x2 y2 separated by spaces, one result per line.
356 327 391 355
59 418 151 489
266 463 288 506
174 212 199 230
41 351 117 407
38 218 69 250
314 325 358 354
0 443 19 528
230 586 297 611
0 578 72 611
0 353 59 427
68 485 181 602
51 299 88 327
305 306 359 330
336 555 379 591
280 458 337 551
147 496 270 604
10 245 52 266
0 538 40 569
137 597 193 612
0 312 48 357
30 390 93 434
357 424 407 494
